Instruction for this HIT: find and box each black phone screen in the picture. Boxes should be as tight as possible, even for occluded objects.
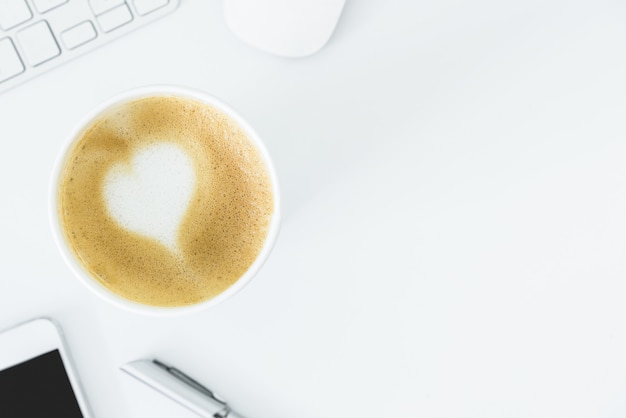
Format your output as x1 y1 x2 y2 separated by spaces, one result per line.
0 349 84 417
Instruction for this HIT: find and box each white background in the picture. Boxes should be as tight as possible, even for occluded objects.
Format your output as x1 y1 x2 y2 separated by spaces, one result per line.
2 0 626 417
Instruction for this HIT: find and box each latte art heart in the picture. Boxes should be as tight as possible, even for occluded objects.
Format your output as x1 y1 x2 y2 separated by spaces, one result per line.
57 95 275 307
103 143 196 252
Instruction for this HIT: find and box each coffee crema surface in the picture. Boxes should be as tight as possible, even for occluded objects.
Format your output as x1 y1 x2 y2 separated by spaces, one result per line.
58 96 274 307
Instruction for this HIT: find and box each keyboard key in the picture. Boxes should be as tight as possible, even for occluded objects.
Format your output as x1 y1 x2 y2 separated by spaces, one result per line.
0 0 33 31
97 3 132 32
33 0 68 14
133 0 168 16
89 0 124 15
61 21 97 50
0 38 24 83
0 0 179 94
16 21 60 66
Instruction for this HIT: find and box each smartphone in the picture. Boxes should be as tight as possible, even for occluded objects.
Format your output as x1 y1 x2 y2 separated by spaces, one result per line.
0 318 92 417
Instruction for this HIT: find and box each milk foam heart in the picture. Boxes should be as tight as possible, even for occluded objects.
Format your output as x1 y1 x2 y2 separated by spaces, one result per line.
103 143 195 252
57 94 276 308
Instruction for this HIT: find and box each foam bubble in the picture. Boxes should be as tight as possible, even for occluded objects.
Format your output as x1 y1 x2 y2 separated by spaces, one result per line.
103 142 196 253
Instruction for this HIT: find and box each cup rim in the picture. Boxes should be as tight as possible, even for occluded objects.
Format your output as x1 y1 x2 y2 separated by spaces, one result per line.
49 85 281 316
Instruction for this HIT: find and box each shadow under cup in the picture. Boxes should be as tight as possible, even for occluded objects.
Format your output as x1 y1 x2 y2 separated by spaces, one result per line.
49 86 281 315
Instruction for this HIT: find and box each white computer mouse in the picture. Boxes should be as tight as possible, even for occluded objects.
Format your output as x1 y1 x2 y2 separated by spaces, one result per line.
224 0 346 58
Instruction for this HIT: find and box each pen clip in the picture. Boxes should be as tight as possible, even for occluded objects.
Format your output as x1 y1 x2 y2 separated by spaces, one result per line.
152 359 228 408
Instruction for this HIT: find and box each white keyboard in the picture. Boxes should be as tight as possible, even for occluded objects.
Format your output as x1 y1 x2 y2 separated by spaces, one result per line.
0 0 179 94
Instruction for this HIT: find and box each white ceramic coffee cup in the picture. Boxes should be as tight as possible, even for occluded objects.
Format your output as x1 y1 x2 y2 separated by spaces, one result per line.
49 86 281 316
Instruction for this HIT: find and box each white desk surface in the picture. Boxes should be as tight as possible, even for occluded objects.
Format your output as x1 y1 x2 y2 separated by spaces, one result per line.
2 0 626 416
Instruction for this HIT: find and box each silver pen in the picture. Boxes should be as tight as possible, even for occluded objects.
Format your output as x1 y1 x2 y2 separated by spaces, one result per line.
121 359 246 418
